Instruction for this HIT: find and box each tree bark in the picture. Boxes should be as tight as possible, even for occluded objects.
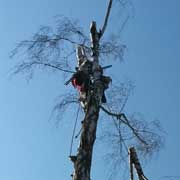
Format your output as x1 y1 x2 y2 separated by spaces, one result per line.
71 22 104 180
128 147 148 180
72 100 100 180
71 1 114 178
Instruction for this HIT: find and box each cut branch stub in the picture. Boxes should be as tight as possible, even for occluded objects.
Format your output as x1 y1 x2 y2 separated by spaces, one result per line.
76 46 87 67
90 21 100 61
129 147 148 180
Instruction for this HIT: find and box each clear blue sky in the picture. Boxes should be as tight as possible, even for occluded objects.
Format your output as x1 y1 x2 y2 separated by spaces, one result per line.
0 0 180 179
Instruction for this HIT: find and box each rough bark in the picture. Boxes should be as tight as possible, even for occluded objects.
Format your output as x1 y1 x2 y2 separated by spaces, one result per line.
71 22 104 180
70 1 114 179
72 99 100 180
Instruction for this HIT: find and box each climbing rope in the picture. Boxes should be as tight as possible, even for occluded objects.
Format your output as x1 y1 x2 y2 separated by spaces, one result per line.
106 102 129 152
75 127 82 139
69 103 80 156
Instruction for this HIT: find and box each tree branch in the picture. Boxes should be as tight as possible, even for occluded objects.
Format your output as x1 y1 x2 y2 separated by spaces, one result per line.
100 105 149 146
100 0 113 38
52 93 79 126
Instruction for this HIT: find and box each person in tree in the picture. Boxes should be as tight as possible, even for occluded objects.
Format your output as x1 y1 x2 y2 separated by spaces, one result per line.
71 48 93 108
71 70 91 98
71 46 111 107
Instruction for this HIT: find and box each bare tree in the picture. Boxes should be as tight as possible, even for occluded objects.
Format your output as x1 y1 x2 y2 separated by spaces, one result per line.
11 0 164 180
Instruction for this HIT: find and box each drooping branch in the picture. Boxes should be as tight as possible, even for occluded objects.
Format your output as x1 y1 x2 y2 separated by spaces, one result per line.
100 39 126 60
100 105 148 146
10 17 89 78
11 37 88 59
100 105 164 158
13 61 75 76
52 93 79 125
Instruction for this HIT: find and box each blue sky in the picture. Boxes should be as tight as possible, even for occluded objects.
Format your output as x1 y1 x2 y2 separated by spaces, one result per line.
0 0 180 179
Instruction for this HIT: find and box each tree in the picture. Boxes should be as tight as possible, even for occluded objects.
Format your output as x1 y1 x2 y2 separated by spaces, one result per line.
11 0 163 179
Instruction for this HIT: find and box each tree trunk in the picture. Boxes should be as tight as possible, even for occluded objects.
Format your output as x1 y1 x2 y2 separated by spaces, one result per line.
72 101 100 180
71 22 103 180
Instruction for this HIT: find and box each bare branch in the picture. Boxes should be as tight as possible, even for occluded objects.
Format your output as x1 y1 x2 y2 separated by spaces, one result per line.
100 105 164 158
52 93 79 126
106 81 134 112
11 17 89 79
100 105 148 146
100 0 113 38
100 39 126 61
13 60 75 75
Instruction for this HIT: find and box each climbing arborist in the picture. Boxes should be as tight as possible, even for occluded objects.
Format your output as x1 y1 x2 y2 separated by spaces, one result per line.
71 70 90 96
66 46 112 106
71 59 93 108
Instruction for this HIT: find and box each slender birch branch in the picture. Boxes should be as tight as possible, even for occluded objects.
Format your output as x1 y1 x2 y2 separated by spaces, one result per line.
100 105 149 146
100 0 113 38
